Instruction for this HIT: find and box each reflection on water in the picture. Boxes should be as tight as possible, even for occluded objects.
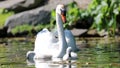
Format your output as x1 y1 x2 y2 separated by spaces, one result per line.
27 59 76 68
26 51 77 68
0 38 120 68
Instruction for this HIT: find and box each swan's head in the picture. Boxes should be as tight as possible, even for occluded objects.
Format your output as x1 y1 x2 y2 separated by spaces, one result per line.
56 4 66 23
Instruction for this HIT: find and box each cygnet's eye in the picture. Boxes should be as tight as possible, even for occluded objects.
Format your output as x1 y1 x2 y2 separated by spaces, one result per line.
55 36 58 38
60 9 66 16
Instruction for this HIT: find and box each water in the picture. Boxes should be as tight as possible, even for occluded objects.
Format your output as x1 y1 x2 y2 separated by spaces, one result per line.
0 37 120 68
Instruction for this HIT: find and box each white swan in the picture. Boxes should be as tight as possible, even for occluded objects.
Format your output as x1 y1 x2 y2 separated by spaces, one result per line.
32 4 78 60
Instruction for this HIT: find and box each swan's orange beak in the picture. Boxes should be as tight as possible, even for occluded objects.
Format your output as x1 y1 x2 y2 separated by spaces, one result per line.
60 6 66 23
61 14 66 23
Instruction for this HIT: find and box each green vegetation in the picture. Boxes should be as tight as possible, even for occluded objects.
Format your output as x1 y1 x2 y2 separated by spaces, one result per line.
11 23 54 35
0 8 14 28
11 24 33 35
71 0 120 36
88 0 120 36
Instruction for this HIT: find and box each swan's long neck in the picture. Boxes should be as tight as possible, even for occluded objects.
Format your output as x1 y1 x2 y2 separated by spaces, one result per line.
56 13 67 58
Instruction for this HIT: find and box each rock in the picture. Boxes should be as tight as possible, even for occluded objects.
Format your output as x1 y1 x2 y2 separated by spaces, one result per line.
4 0 74 33
0 0 5 1
74 0 91 9
71 28 100 37
0 0 25 8
86 29 100 37
0 0 45 13
4 8 50 33
71 28 88 37
0 27 8 37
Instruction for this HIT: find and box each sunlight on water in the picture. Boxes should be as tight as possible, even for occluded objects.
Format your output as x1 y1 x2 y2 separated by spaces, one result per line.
0 38 120 68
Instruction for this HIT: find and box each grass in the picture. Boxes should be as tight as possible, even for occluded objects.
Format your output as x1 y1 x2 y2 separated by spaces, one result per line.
11 24 33 34
0 8 14 28
11 23 54 35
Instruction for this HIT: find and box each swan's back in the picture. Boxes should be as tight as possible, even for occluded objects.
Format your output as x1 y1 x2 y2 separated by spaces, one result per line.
34 28 59 58
34 29 53 56
35 28 52 47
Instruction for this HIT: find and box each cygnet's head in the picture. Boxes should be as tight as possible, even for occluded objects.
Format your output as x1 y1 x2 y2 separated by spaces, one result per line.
56 4 66 23
66 47 72 53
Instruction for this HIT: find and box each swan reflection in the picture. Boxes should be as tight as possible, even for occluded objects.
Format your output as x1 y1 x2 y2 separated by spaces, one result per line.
27 56 77 68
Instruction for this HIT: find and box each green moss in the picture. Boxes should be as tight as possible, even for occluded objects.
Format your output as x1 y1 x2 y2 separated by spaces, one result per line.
11 24 33 34
11 23 54 35
0 8 14 28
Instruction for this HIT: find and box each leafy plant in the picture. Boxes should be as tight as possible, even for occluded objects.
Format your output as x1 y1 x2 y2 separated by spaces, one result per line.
88 0 120 36
65 2 80 28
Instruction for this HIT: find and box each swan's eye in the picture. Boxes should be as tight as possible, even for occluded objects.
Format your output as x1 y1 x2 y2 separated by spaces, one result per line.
55 36 58 38
60 9 66 16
